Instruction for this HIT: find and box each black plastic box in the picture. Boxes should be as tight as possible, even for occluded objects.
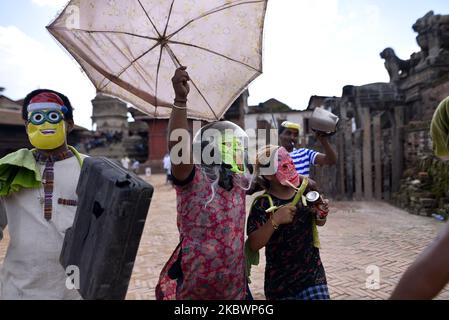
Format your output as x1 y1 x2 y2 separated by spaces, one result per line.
60 157 153 300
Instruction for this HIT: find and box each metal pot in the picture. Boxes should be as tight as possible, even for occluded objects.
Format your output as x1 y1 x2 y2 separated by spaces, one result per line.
310 108 339 135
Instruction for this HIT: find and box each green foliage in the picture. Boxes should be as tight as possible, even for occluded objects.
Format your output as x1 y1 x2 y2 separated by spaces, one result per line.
436 208 449 221
419 156 449 198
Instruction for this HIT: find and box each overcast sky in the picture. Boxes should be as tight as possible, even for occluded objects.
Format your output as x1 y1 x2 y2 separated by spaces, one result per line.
1 0 448 129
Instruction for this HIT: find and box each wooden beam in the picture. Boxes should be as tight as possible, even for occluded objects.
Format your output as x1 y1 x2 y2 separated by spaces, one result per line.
362 108 373 200
392 106 405 192
343 105 354 199
338 105 348 199
373 114 382 200
354 129 363 201
383 128 392 200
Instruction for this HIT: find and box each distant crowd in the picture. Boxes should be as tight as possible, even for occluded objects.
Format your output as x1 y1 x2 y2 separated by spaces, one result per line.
83 131 123 152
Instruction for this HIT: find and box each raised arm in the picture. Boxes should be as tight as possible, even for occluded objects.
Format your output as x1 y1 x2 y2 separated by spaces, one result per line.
314 133 337 166
390 222 449 299
168 66 194 182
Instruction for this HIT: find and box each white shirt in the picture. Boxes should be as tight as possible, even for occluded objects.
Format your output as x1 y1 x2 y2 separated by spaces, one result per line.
0 155 85 300
132 161 140 170
163 155 171 173
121 158 130 169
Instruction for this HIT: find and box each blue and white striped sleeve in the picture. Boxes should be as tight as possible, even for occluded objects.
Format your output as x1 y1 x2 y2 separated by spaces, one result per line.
308 149 319 166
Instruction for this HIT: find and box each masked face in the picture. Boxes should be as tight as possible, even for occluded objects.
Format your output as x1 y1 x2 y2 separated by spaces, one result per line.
27 110 66 150
275 147 300 187
220 136 246 174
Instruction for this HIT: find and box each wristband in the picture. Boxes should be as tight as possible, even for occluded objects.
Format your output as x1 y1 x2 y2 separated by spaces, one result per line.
271 217 279 230
172 104 187 110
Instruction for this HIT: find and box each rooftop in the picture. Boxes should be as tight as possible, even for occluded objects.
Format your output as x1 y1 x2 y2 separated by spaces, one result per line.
0 108 24 126
247 98 297 114
0 95 22 111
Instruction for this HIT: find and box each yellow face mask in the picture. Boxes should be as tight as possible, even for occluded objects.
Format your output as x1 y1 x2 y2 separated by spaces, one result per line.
27 110 67 150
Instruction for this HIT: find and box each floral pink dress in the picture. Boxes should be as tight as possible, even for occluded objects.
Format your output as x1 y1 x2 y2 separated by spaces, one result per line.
156 166 247 300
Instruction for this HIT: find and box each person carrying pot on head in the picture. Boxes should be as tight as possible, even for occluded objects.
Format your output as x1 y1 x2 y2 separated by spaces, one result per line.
278 113 337 177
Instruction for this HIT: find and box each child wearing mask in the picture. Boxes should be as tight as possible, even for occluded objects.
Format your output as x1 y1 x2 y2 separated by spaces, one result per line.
246 145 330 300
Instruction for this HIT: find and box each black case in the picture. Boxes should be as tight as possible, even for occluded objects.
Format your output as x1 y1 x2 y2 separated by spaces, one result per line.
60 157 153 300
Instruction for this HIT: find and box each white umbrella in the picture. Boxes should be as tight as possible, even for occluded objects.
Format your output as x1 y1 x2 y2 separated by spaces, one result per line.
47 0 268 121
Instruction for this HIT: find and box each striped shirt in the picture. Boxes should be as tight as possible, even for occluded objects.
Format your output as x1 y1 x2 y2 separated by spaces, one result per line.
290 148 318 177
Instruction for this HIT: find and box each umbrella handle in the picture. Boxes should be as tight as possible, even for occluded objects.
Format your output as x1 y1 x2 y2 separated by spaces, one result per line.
165 45 182 68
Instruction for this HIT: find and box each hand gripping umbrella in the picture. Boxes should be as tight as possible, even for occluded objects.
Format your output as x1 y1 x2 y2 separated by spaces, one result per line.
47 0 268 121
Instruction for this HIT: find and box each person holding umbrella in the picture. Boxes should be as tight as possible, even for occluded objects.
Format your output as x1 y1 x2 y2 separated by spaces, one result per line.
44 0 268 300
156 67 252 300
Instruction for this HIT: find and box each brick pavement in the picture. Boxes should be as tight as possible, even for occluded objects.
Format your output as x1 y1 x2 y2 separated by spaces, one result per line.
1 174 448 300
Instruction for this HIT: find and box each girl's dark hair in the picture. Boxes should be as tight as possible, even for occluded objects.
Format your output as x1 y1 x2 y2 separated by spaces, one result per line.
22 89 74 122
258 176 271 190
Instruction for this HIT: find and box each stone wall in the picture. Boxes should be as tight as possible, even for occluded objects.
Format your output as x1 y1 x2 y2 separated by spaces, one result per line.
91 94 129 134
393 156 449 220
404 123 432 168
308 11 449 215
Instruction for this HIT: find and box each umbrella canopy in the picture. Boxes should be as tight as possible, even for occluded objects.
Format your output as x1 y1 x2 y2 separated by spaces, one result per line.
47 0 268 121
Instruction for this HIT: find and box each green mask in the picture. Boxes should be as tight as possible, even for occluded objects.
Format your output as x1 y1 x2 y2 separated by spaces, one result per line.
220 136 246 174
